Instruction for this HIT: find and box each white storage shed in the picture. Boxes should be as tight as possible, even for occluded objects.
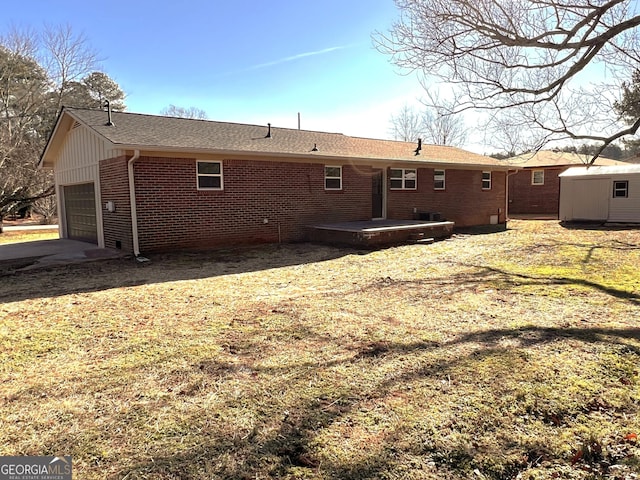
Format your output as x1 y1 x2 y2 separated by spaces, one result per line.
559 164 640 222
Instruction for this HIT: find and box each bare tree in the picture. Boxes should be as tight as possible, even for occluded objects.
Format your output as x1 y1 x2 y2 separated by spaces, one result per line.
0 34 52 232
0 25 125 232
485 112 536 158
389 104 423 141
390 98 468 146
420 90 468 146
32 187 57 224
160 105 208 119
42 24 99 113
375 0 640 161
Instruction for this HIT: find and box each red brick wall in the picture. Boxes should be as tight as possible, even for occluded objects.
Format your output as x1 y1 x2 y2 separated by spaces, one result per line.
508 168 563 214
387 168 507 226
133 157 372 252
98 156 509 254
99 156 134 252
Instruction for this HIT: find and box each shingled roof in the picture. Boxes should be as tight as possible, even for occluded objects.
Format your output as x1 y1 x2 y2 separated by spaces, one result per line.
505 150 628 168
42 107 509 169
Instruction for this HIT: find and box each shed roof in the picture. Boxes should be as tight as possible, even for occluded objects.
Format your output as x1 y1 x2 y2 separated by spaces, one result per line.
559 164 640 177
505 150 627 168
41 107 510 169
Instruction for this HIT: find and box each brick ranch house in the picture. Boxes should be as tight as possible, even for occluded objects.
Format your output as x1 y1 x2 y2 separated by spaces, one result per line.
506 150 627 216
40 107 513 255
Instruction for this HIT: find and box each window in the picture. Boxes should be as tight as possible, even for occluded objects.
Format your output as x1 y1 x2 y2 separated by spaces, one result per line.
390 168 417 190
482 171 492 190
613 180 629 198
324 166 342 190
434 169 445 190
532 170 544 185
197 161 223 190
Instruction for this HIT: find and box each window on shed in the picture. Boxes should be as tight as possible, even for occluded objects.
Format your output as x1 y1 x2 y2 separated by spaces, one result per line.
197 161 223 190
325 166 342 190
390 168 417 190
434 169 445 190
613 180 629 198
532 170 544 185
482 171 492 190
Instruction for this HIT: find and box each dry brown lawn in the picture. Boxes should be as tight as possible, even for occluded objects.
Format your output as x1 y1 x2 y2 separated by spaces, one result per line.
0 229 58 245
1 220 639 479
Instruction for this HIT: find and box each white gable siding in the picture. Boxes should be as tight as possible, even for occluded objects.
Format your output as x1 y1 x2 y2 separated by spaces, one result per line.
54 124 122 185
609 176 640 222
53 124 124 247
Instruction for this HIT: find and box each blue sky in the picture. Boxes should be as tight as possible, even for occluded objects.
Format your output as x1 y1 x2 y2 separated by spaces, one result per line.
2 1 456 147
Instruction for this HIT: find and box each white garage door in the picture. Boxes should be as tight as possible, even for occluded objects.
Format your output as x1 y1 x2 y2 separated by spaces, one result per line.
63 183 98 244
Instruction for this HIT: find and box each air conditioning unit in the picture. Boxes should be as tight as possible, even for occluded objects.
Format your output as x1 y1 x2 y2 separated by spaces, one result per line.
418 212 442 221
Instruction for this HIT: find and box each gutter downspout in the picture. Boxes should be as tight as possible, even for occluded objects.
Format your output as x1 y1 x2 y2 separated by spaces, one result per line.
505 169 519 222
128 150 141 256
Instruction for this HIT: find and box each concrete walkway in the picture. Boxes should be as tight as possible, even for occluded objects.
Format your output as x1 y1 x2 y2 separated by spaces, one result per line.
0 238 126 269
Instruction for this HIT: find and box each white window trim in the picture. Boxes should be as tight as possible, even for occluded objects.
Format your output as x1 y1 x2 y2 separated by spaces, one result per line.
196 160 224 191
482 171 492 190
434 169 445 190
390 168 417 190
324 165 343 190
531 169 545 185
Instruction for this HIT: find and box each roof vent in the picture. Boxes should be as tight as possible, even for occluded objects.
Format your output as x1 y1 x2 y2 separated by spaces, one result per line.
311 143 318 152
414 138 422 156
103 100 114 126
265 123 272 138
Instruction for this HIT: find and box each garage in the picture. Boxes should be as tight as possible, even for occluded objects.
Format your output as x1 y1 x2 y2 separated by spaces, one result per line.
63 183 98 244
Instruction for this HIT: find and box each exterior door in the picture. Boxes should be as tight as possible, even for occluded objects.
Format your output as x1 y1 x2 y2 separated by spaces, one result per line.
372 169 384 219
571 178 610 221
63 183 98 244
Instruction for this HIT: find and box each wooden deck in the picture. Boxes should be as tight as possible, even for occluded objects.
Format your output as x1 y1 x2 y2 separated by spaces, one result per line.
309 219 454 247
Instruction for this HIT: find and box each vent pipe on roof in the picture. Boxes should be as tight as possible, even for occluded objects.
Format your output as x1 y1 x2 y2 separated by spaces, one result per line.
414 138 422 156
298 112 301 130
103 100 114 126
265 123 272 138
311 143 318 152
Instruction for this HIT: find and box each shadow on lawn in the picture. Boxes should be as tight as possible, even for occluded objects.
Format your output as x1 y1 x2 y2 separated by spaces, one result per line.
0 243 364 303
113 324 640 480
560 221 640 232
373 261 640 306
518 237 640 266
473 263 640 304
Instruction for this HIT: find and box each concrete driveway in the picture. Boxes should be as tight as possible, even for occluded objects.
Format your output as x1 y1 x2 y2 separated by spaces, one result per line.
0 238 126 270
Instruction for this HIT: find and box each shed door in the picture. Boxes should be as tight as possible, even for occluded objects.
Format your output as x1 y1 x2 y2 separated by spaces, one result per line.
571 179 610 221
63 183 98 244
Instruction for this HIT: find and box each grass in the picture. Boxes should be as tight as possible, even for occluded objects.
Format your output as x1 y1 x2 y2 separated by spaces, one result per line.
0 229 58 244
1 220 639 479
